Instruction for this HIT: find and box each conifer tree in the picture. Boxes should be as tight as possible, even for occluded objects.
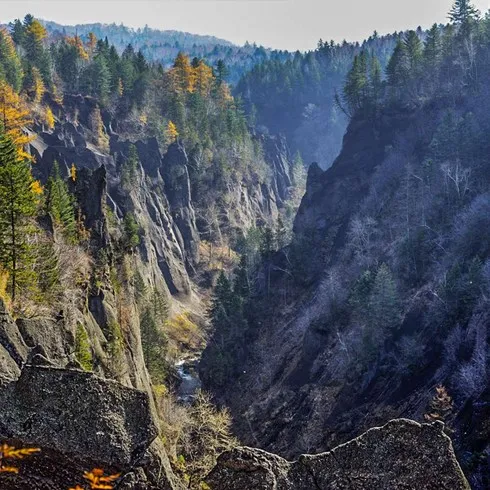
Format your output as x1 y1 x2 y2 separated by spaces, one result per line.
23 19 51 83
424 24 442 69
0 134 39 300
0 29 23 92
386 40 409 87
121 144 139 190
140 288 169 382
368 264 399 333
45 162 77 243
403 30 423 74
449 0 480 24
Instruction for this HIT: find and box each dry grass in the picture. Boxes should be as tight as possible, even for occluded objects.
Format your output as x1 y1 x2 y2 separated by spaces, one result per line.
198 241 239 273
165 311 205 358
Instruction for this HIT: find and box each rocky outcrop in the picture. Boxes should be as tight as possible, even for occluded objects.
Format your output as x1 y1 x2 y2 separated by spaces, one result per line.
161 143 200 272
206 419 470 490
0 363 179 489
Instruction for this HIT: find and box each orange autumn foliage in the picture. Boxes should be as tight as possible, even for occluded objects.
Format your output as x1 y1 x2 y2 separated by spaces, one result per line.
170 53 196 94
0 443 40 474
82 468 120 489
67 35 89 61
193 60 214 96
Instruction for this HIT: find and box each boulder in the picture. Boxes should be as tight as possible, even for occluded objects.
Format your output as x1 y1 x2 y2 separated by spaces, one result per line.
0 364 180 489
206 419 470 490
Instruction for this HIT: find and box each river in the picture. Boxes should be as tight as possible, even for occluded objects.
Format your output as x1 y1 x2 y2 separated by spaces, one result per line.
175 357 201 403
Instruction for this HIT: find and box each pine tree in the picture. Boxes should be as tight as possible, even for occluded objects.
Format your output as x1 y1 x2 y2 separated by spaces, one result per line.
403 31 423 74
123 212 140 250
0 134 39 301
45 162 77 243
368 264 399 333
233 255 250 298
343 52 368 114
449 0 480 24
369 55 383 104
215 59 229 86
424 24 442 69
0 28 23 92
121 144 139 190
386 40 409 87
92 55 111 102
23 19 50 83
140 288 169 383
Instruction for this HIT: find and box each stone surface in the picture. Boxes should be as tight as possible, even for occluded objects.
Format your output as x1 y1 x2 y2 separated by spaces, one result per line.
0 364 180 489
206 419 470 490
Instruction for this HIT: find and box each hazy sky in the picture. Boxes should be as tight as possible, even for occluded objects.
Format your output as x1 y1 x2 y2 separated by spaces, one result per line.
1 0 489 51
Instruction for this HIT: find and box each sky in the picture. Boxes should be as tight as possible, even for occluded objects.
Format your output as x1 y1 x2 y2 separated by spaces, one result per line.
1 0 489 51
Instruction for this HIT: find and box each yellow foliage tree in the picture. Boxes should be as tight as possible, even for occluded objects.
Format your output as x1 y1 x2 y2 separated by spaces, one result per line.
31 67 45 104
26 20 47 44
30 180 43 195
44 106 55 130
0 80 34 159
67 35 89 61
170 53 195 94
217 83 233 108
87 32 97 58
165 120 179 144
193 60 214 97
89 106 109 152
70 163 77 182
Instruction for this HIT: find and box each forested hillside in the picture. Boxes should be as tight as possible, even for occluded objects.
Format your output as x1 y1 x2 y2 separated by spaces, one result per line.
41 20 292 85
236 32 400 168
203 2 490 488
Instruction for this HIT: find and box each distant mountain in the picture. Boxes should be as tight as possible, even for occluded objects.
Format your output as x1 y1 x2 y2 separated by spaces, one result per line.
42 20 292 85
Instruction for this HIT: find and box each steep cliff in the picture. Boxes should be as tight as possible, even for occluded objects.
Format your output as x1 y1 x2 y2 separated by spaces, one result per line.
202 97 490 487
0 91 296 487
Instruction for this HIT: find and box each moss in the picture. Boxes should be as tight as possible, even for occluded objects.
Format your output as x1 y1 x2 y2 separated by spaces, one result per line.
75 323 93 371
107 319 124 357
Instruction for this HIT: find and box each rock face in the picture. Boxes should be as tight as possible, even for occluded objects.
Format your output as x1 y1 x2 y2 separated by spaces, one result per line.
0 363 179 489
206 419 470 490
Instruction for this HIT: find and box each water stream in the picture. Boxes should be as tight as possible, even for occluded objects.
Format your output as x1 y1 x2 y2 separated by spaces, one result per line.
175 357 201 403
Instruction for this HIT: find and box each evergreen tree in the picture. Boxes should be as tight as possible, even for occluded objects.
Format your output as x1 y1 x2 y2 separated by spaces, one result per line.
140 288 169 383
123 212 140 250
9 19 25 47
215 59 229 86
92 55 111 102
233 255 250 298
449 0 480 24
23 19 51 84
0 134 38 301
45 162 77 243
368 264 399 333
121 144 139 190
343 52 368 114
403 30 423 74
386 40 409 87
424 24 442 69
0 29 23 92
